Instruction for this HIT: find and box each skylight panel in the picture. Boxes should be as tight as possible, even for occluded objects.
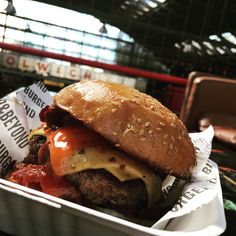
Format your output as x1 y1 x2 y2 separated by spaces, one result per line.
222 32 236 45
140 5 150 12
125 0 131 5
132 14 138 19
216 47 225 54
174 43 181 49
206 49 213 55
120 4 127 10
136 10 144 15
203 41 214 50
144 0 158 8
209 34 221 42
191 40 201 50
231 48 236 53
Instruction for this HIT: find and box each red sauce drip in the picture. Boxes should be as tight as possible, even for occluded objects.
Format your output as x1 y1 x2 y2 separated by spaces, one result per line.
7 164 81 203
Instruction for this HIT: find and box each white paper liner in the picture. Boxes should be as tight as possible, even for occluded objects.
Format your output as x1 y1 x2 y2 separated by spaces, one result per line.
0 99 29 176
0 82 222 232
15 81 53 130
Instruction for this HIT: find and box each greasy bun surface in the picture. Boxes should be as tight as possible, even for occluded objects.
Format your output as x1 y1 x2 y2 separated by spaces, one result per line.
54 80 196 178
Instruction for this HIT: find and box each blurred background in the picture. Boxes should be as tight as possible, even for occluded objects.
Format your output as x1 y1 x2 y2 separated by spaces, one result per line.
1 0 236 113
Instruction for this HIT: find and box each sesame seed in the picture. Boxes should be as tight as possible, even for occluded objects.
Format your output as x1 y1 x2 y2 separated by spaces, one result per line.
121 99 125 103
145 122 150 127
156 127 162 131
123 129 130 136
111 108 117 113
115 143 120 147
163 141 167 145
178 136 182 140
127 123 131 128
137 118 142 124
159 109 165 115
164 134 168 138
112 131 118 136
71 164 75 169
112 101 119 106
140 138 146 141
139 129 145 135
150 105 155 111
170 123 176 128
130 126 136 133
148 130 153 134
170 143 173 150
87 118 93 123
171 136 175 142
159 122 165 127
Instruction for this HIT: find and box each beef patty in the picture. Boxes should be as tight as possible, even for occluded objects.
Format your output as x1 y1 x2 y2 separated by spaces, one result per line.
67 169 147 209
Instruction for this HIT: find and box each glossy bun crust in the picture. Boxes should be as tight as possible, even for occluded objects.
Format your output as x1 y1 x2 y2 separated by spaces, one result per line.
54 80 196 179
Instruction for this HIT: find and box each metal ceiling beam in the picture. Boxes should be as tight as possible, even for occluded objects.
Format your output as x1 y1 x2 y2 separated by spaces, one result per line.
33 0 204 41
29 0 236 69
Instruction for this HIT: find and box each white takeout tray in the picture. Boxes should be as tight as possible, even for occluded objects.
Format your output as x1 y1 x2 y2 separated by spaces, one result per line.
0 86 226 235
0 165 226 236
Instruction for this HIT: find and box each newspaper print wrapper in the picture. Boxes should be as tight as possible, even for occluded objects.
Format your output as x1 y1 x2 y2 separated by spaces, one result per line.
16 82 53 130
0 82 52 175
0 82 218 229
153 126 217 229
0 99 29 176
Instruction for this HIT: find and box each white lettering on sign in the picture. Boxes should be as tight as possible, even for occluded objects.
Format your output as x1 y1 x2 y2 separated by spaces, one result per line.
1 54 139 88
3 54 18 68
65 66 79 80
35 60 50 76
50 64 66 78
18 56 35 72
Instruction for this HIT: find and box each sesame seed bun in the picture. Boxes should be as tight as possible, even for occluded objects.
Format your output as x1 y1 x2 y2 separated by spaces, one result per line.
54 80 196 179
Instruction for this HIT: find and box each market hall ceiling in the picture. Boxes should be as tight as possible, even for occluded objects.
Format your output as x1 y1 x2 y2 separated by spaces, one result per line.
32 0 236 63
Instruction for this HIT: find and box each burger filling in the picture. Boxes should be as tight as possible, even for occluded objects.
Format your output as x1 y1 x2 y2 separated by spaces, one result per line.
6 105 162 212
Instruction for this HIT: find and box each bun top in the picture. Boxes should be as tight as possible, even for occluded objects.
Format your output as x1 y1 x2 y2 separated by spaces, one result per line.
54 80 196 179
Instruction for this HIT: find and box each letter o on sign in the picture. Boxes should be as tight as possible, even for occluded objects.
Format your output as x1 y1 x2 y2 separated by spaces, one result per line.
3 54 18 68
7 56 16 65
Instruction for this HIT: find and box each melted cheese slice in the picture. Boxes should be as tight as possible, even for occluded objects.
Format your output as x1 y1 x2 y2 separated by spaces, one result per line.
47 126 162 207
28 128 46 141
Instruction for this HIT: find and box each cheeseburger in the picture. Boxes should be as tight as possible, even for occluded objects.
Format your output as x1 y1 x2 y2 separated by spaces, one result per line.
6 80 196 218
